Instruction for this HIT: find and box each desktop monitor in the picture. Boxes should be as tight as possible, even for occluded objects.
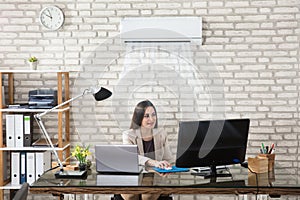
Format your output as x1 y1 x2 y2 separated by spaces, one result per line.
176 119 250 178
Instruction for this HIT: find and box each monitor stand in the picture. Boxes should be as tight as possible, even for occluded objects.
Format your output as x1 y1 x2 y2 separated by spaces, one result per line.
192 165 232 183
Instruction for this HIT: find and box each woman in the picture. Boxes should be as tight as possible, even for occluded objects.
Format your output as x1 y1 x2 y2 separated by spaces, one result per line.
121 100 173 200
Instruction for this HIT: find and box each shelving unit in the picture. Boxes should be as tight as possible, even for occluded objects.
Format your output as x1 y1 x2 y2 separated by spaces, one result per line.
0 70 71 199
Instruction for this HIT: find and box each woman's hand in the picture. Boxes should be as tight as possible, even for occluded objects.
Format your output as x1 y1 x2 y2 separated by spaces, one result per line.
156 160 172 169
145 160 172 177
146 159 172 169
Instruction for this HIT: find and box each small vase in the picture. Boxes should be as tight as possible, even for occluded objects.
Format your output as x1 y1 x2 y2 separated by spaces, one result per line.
79 163 87 171
29 61 38 70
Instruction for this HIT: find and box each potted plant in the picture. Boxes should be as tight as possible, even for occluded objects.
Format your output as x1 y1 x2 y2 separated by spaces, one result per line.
28 56 38 70
72 144 91 171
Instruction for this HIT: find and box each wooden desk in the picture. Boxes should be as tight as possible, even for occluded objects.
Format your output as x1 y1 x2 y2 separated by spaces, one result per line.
30 166 300 197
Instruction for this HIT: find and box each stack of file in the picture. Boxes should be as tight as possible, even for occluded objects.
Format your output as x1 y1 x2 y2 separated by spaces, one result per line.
6 113 53 185
6 114 33 147
11 151 51 185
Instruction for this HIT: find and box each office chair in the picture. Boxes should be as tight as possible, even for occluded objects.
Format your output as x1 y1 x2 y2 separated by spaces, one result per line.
13 182 29 200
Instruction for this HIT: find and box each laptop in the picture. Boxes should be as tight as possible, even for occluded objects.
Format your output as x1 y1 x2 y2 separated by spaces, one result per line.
95 144 143 174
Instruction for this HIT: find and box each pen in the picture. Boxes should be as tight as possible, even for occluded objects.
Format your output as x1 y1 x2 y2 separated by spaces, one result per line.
269 143 275 154
260 148 263 154
270 148 275 154
261 143 266 154
266 146 269 154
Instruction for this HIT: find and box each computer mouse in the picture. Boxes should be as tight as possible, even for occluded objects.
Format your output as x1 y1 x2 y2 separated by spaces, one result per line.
164 166 173 170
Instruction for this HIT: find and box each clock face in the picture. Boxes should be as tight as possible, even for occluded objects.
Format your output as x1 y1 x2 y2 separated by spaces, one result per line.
39 6 64 30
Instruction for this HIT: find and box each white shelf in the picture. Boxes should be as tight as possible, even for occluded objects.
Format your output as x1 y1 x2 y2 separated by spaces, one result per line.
0 143 70 151
0 107 70 113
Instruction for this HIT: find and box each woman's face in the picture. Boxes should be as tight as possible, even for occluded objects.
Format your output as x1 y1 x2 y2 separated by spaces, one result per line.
141 106 157 129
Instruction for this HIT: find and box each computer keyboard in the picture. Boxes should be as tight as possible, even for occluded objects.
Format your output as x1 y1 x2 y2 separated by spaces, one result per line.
191 165 228 173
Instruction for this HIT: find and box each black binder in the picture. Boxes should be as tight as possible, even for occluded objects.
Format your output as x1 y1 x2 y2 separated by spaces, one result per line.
23 114 33 147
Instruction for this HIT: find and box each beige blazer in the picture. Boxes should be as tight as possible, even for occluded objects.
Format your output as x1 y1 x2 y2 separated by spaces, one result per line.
122 128 174 166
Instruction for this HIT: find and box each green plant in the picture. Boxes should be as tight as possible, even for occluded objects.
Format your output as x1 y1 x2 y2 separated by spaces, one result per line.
28 56 38 62
71 144 91 164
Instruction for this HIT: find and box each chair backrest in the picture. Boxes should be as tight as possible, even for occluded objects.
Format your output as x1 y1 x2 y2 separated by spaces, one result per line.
13 183 29 200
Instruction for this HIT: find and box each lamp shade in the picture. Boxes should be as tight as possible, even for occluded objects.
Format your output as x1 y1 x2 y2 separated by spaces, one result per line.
93 87 112 101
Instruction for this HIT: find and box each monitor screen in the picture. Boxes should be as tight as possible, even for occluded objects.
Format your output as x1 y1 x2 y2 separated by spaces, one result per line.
176 119 250 178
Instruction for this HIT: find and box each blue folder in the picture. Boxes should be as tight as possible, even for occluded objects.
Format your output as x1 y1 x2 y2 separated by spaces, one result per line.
153 166 189 173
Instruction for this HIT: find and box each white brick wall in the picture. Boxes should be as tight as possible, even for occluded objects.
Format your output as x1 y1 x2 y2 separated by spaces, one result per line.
0 0 299 199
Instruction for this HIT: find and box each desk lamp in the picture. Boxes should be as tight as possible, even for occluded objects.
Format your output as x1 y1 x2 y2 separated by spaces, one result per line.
34 86 112 178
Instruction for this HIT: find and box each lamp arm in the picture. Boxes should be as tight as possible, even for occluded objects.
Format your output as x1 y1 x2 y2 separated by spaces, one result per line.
34 116 65 171
37 91 87 118
34 89 90 172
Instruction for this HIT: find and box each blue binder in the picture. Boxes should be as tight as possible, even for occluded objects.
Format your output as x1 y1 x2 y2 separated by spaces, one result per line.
20 152 27 184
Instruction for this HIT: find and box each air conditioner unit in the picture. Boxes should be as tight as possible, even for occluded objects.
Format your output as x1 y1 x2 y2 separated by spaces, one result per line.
120 17 202 45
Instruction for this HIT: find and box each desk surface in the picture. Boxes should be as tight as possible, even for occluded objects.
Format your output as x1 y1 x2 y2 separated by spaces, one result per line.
30 165 300 196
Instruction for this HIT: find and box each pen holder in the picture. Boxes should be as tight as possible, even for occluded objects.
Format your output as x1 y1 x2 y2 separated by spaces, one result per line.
248 171 269 186
258 153 275 171
248 156 268 173
268 169 276 183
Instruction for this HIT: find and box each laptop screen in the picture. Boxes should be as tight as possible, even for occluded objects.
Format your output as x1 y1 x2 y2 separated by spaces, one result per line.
95 144 141 174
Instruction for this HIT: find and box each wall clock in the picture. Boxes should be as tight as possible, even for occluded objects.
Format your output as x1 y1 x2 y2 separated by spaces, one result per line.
39 6 64 30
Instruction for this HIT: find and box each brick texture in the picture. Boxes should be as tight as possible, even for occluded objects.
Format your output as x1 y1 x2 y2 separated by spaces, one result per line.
0 0 299 199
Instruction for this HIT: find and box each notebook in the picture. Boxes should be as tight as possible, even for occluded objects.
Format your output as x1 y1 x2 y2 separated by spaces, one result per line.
95 144 142 174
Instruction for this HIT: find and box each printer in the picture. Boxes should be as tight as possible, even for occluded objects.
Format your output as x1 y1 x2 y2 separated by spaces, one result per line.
28 89 57 109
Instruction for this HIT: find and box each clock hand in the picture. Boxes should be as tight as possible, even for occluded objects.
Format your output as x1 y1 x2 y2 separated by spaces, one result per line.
44 13 52 19
47 10 52 19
